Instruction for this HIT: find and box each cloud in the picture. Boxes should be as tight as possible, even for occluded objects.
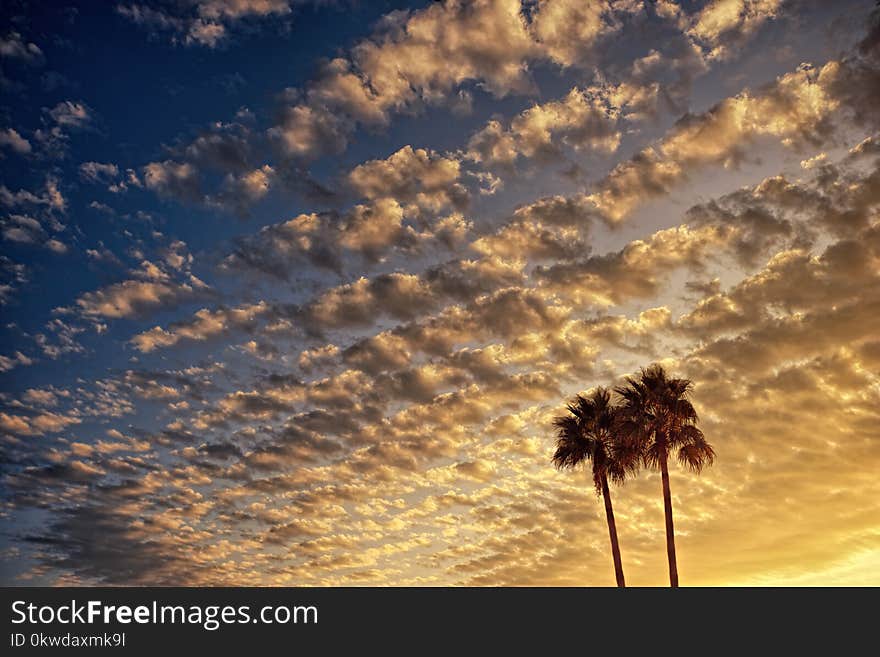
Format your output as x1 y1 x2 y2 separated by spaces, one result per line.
265 0 775 162
270 101 351 157
139 121 278 212
72 278 203 319
67 255 210 320
530 0 624 67
222 187 466 278
134 0 787 212
269 0 626 158
131 301 271 352
680 226 880 350
117 1 296 49
209 164 275 215
471 220 587 262
688 0 783 60
44 238 68 254
186 19 226 47
537 223 731 306
179 122 255 173
1 214 68 253
223 192 760 365
79 161 120 184
336 198 416 261
302 256 524 337
198 0 293 20
466 120 518 167
466 86 622 165
222 210 343 276
347 146 466 212
142 251 527 355
0 410 81 436
0 178 67 212
0 266 25 305
1 214 45 244
0 31 44 63
0 128 32 154
33 319 87 359
304 273 437 332
0 350 34 373
580 57 866 224
434 212 473 248
142 160 202 202
47 101 93 129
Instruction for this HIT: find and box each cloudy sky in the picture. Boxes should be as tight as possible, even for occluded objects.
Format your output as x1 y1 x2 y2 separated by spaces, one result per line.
1 0 879 586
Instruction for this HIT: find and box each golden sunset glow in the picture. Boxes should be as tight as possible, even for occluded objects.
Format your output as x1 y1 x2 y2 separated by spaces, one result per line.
1 0 879 586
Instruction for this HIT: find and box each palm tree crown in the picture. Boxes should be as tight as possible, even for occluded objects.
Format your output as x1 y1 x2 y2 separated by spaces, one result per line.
552 387 635 489
614 364 714 472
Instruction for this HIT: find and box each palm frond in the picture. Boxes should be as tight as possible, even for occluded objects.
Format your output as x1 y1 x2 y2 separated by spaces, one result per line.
677 439 716 473
550 387 634 491
611 364 714 475
551 415 592 470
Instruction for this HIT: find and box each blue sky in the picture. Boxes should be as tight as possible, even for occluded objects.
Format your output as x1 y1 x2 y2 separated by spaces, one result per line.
2 0 880 586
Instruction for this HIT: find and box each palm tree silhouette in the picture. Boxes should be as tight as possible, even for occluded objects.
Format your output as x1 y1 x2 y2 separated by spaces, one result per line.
615 364 714 587
552 387 635 587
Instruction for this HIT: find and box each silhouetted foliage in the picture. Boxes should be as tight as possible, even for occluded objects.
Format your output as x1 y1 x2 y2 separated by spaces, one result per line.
614 364 714 586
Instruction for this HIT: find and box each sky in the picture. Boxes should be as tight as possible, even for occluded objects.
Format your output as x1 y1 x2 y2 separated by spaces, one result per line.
0 0 879 586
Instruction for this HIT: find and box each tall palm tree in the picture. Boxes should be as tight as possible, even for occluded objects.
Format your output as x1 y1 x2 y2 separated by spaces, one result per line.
615 364 714 587
552 387 635 587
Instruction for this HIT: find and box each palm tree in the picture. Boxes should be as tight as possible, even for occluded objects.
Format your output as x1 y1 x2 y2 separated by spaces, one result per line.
552 387 635 587
615 364 714 587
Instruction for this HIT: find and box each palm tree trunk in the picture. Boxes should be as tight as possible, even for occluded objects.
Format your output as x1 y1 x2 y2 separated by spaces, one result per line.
600 473 626 587
659 451 679 587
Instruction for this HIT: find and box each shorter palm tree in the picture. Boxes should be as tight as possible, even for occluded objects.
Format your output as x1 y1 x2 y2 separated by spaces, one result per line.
552 387 635 587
